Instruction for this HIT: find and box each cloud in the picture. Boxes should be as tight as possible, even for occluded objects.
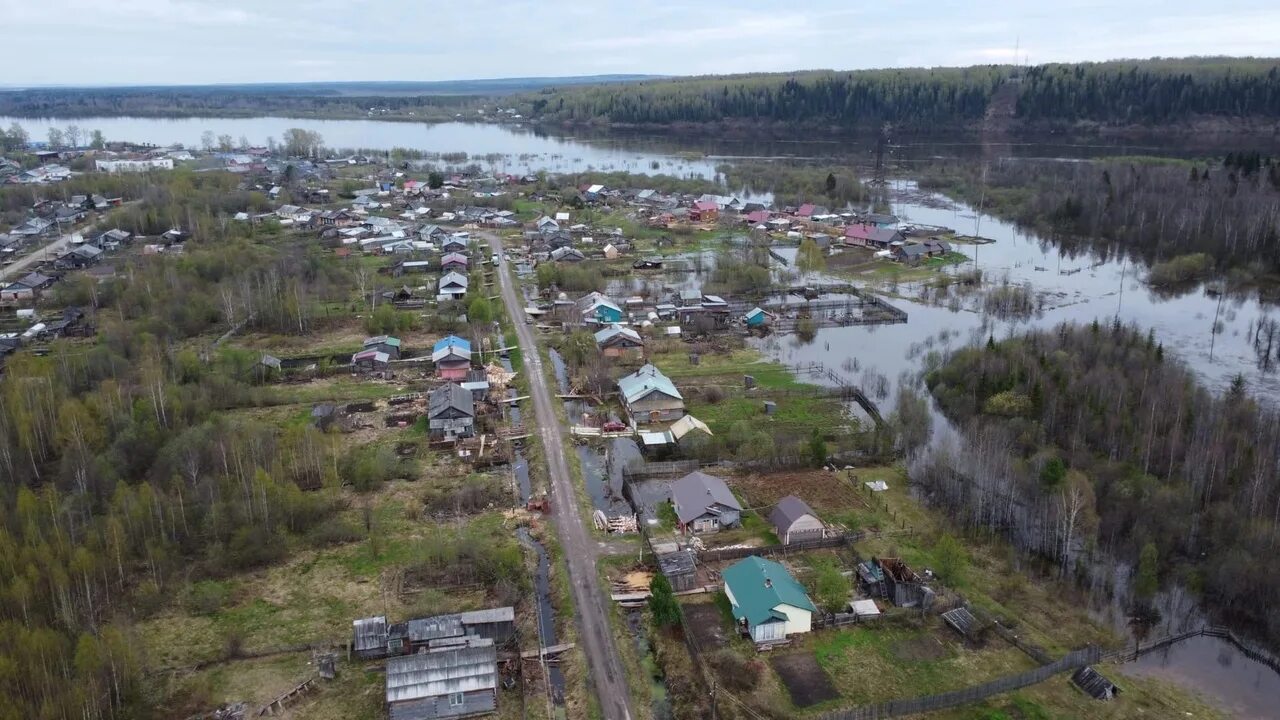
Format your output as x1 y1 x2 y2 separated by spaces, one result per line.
1 0 1274 85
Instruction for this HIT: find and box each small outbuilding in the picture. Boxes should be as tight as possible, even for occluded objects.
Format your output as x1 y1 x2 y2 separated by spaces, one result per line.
768 495 824 545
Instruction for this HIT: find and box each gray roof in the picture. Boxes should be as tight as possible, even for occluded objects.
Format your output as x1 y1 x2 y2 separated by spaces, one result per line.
657 549 696 577
769 495 818 531
353 616 388 653
385 638 497 703
671 471 741 525
618 364 681 404
406 614 464 643
429 383 474 419
460 607 515 625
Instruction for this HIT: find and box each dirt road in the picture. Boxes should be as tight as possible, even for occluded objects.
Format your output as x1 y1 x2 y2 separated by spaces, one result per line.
485 233 634 720
0 233 74 283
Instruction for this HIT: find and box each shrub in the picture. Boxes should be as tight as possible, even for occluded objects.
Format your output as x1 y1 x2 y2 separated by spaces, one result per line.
185 580 231 616
1148 252 1212 286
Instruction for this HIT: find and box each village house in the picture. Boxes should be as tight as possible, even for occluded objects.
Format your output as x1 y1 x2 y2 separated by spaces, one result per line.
1 272 55 304
723 556 817 645
671 471 742 534
385 638 498 720
440 252 469 273
55 244 103 270
550 246 585 263
769 495 825 545
351 349 390 373
363 335 402 360
318 209 359 227
93 228 132 249
432 336 472 381
843 224 905 250
744 307 776 328
923 238 953 257
594 324 644 358
863 212 899 228
689 200 719 222
437 271 469 301
394 259 432 276
891 242 928 264
618 363 684 424
576 291 623 324
428 382 475 440
440 236 469 253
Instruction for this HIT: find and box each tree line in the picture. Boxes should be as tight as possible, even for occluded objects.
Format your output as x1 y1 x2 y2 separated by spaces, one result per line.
918 154 1280 284
1015 57 1280 125
919 321 1280 645
521 67 1005 130
515 58 1280 130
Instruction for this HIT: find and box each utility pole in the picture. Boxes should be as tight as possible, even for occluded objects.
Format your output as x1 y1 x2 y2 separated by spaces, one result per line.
710 680 718 720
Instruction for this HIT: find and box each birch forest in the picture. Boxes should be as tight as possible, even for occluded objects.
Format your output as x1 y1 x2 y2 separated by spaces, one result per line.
919 321 1280 644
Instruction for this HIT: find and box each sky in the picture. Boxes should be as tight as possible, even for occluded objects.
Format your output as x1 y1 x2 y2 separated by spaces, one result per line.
3 0 1279 86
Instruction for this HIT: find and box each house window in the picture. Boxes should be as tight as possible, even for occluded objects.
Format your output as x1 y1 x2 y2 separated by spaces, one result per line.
449 692 465 707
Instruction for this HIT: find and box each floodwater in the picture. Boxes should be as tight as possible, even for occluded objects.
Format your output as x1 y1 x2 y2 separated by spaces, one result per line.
754 183 1280 404
1117 635 1280 720
516 527 565 704
1 115 727 177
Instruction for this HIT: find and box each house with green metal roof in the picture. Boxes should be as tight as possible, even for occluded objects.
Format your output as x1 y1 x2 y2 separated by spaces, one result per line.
363 335 402 360
722 556 816 644
617 364 684 424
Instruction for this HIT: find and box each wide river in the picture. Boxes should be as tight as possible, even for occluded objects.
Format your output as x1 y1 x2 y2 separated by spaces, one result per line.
9 113 1280 716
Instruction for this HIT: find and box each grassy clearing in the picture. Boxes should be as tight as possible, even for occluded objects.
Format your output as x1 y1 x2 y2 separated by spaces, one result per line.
811 623 1036 704
648 346 852 436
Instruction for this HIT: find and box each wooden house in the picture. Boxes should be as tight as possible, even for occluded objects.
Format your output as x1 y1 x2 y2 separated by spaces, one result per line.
432 336 472 381
363 335 402 360
618 364 684 424
594 324 644 358
428 382 475 440
671 471 741 534
723 556 816 645
351 349 390 373
385 638 498 720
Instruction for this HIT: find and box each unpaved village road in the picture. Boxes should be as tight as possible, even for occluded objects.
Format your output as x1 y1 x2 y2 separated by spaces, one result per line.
0 233 75 282
485 233 634 720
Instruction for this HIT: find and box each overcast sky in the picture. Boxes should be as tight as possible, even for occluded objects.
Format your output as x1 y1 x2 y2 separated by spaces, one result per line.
4 0 1279 86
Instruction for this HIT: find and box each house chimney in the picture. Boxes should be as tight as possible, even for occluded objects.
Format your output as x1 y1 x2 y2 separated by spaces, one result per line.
764 578 773 588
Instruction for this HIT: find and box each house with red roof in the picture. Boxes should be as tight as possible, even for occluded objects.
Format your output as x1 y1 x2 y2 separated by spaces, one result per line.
690 201 719 222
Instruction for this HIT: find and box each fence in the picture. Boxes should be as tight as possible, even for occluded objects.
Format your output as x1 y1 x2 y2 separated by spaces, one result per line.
698 533 861 563
812 646 1101 720
1102 625 1280 677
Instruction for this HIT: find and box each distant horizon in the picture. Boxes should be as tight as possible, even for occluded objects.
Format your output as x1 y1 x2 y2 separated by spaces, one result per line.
2 54 1277 93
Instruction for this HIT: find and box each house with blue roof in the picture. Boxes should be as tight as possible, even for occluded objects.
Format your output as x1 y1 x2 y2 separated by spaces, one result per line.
432 336 472 381
723 556 817 644
577 292 623 324
744 307 775 328
618 364 684 424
